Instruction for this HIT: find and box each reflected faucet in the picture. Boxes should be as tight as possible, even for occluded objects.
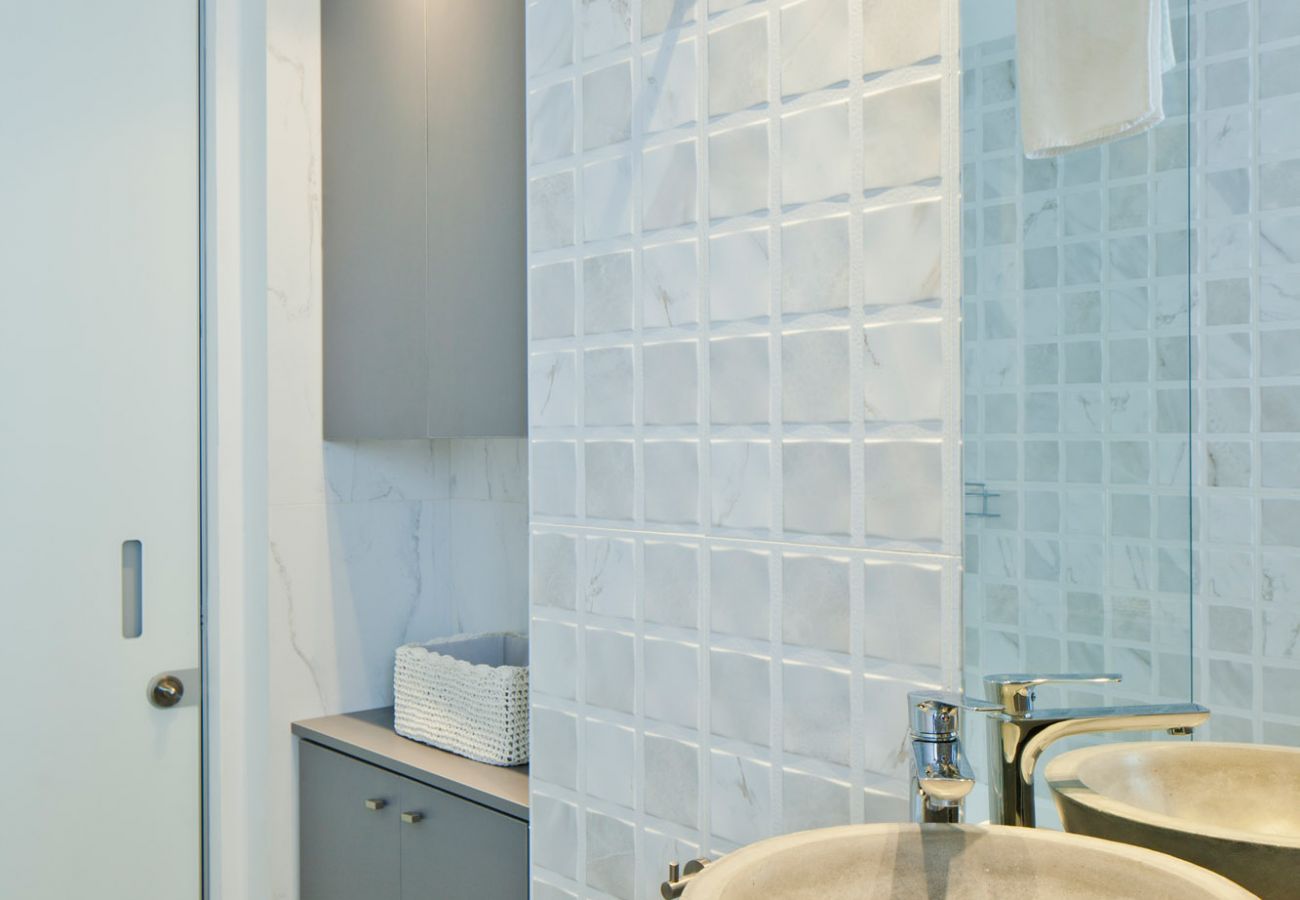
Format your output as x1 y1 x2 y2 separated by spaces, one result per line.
983 673 1211 827
908 691 1001 823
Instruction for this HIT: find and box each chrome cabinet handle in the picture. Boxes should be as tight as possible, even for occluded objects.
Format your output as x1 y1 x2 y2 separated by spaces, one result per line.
401 811 424 824
365 798 387 811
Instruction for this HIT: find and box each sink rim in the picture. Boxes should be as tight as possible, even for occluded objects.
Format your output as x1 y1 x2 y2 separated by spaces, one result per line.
681 821 1255 899
1045 740 1300 850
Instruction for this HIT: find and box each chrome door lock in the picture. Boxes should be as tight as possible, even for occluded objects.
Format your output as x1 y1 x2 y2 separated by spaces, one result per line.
147 669 198 709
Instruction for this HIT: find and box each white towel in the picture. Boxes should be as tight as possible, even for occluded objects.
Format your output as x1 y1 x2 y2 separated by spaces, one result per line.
1016 0 1176 159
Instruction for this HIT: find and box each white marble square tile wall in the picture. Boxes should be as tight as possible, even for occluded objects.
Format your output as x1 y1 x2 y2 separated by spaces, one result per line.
526 0 962 896
1188 0 1300 745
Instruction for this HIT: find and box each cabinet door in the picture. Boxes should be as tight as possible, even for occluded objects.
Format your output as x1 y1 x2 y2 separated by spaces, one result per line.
398 778 529 900
300 742 403 900
321 0 429 439
424 0 526 437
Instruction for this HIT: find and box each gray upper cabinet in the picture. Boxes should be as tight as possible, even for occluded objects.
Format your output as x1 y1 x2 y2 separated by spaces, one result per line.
322 0 525 439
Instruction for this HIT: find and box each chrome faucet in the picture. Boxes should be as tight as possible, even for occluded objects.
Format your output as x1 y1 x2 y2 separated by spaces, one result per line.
908 690 1000 823
983 673 1211 827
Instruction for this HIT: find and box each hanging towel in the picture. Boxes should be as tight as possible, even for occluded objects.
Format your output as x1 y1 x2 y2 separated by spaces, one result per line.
1017 0 1176 159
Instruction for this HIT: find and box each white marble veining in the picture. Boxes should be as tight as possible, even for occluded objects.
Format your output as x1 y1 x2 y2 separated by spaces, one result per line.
267 5 528 898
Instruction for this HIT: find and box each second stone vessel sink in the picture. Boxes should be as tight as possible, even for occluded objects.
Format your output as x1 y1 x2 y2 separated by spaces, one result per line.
1047 741 1300 898
681 823 1251 899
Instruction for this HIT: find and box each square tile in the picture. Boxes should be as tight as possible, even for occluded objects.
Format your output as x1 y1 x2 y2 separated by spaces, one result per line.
531 351 577 427
782 552 851 651
644 340 699 425
783 441 851 535
585 345 635 425
644 737 702 839
527 0 575 76
532 619 578 700
781 0 850 97
586 440 635 520
644 637 700 729
781 215 850 313
531 794 578 879
584 535 635 619
529 81 575 164
711 441 771 529
783 661 851 764
585 812 635 898
530 261 576 339
533 531 578 610
709 122 770 218
643 38 699 133
710 546 770 640
862 80 941 189
863 440 942 542
783 769 852 831
782 328 850 423
709 229 770 320
711 649 771 745
863 558 944 666
530 172 576 251
781 101 851 204
643 139 699 230
862 320 943 422
581 0 631 57
644 440 701 524
862 200 941 304
532 441 578 516
583 62 632 149
584 718 636 806
531 707 577 789
583 251 634 334
711 335 771 423
584 627 635 712
862 0 940 73
643 240 700 328
644 540 700 628
644 0 699 36
709 15 769 116
710 751 772 845
583 156 634 240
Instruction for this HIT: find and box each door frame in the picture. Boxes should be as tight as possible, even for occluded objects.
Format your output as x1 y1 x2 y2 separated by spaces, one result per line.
200 0 274 897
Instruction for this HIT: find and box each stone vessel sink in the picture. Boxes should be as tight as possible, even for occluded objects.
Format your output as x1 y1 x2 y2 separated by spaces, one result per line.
680 823 1252 899
1048 741 1300 898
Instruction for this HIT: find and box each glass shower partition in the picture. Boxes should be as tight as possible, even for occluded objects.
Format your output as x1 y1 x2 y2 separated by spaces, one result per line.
958 0 1195 825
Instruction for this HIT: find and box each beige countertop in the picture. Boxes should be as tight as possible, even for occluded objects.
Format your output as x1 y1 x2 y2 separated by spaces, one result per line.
292 707 529 821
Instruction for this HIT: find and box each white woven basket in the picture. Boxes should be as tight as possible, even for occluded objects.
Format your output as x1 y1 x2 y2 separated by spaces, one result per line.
393 632 529 766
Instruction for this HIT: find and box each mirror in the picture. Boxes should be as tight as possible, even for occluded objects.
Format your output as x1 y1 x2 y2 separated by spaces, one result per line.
959 0 1197 825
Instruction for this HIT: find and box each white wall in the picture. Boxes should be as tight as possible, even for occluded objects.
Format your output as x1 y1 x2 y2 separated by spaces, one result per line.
264 2 529 897
525 0 962 896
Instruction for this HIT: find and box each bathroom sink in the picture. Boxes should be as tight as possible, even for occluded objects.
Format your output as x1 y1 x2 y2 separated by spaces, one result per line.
1047 742 1300 898
679 823 1251 899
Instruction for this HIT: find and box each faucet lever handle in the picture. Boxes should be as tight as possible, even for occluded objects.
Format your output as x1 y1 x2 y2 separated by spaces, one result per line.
908 690 1001 739
983 672 1122 714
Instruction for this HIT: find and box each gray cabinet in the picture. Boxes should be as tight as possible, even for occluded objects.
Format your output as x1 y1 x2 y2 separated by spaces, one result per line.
399 780 528 900
300 740 402 900
299 741 528 900
322 0 525 439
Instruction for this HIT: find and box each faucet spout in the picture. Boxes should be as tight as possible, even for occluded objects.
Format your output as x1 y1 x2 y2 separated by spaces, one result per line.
990 701 1209 827
1011 703 1210 802
907 690 1001 823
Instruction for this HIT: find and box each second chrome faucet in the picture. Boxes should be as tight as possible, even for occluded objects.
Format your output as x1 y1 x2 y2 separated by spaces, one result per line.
909 672 1211 827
